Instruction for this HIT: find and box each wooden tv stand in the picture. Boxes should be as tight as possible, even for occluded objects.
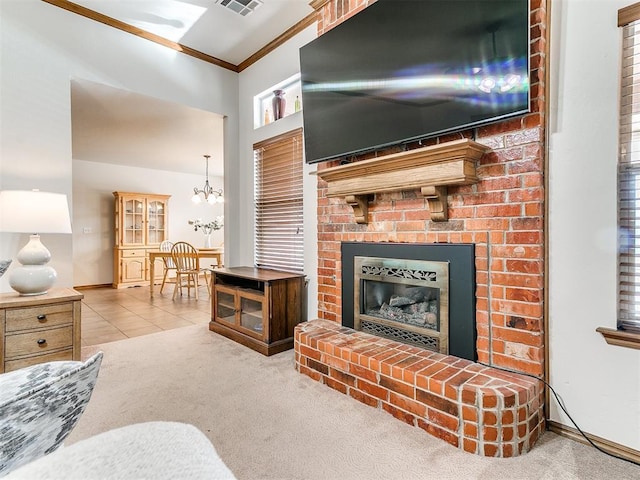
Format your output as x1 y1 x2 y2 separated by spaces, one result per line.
209 267 306 356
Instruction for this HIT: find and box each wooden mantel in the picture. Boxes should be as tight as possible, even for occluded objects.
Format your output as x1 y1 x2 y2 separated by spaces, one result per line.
314 139 491 223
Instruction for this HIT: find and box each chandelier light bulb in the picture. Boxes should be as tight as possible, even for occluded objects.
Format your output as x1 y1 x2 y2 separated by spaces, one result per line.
192 154 224 205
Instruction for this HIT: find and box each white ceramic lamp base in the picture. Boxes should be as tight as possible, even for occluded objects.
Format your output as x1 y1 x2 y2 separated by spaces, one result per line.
9 234 57 296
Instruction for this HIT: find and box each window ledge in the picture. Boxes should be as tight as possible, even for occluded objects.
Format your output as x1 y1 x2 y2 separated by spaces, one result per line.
596 327 640 350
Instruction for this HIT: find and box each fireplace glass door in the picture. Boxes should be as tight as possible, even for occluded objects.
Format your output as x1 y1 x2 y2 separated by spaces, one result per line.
362 282 440 331
354 256 449 353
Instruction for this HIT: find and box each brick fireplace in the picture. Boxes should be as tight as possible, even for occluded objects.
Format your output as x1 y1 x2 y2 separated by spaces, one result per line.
296 0 547 458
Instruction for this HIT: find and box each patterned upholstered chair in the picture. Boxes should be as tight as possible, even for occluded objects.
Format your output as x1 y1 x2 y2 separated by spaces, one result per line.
0 352 103 476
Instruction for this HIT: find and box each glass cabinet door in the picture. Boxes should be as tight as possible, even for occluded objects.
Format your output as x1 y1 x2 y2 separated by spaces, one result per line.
124 198 144 245
215 290 236 324
147 200 167 245
239 296 264 335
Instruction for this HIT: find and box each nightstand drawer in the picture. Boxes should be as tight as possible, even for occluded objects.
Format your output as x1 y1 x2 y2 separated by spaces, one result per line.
4 349 73 373
5 303 73 332
0 288 83 374
5 325 73 359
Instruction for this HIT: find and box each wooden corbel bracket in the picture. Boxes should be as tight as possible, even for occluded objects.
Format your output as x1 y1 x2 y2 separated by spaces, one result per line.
313 139 490 224
420 186 448 222
344 195 371 224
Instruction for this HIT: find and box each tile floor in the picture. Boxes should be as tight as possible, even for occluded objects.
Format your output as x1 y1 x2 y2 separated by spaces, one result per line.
80 284 211 347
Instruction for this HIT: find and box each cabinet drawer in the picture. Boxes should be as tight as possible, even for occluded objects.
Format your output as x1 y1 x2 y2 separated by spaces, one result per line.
4 349 73 373
122 249 146 258
5 326 73 359
5 303 73 332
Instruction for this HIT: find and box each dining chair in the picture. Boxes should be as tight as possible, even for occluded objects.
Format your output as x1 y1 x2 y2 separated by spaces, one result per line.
159 240 176 294
170 242 210 300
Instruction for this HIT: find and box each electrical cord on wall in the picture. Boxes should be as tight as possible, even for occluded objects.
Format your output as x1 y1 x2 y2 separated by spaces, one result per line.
477 361 640 467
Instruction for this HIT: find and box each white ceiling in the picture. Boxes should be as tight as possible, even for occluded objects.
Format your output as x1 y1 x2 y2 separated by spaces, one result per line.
71 0 314 65
71 79 225 176
68 0 314 176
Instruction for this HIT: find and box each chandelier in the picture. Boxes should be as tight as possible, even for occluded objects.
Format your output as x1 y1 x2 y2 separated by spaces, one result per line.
192 154 224 204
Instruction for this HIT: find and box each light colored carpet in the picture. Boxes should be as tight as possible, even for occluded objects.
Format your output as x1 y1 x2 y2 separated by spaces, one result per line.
69 325 639 479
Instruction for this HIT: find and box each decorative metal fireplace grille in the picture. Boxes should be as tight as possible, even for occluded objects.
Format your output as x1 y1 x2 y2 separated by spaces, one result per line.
354 256 449 353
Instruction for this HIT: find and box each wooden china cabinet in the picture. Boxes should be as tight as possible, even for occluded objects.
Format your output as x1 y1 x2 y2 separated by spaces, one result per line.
113 191 170 288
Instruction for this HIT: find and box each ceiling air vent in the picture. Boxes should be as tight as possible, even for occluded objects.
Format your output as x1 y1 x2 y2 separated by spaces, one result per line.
216 0 263 16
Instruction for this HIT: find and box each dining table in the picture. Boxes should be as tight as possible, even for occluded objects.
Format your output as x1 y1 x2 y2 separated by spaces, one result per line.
148 247 223 298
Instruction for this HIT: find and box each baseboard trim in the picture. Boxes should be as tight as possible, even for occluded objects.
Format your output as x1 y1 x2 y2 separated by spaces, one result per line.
73 284 112 290
547 420 640 465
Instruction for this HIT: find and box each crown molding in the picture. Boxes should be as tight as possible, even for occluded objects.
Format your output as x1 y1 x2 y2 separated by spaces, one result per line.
238 12 317 72
42 0 239 71
309 0 331 11
42 0 317 72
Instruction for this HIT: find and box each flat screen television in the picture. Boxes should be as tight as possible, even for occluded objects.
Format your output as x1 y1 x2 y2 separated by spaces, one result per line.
299 0 530 164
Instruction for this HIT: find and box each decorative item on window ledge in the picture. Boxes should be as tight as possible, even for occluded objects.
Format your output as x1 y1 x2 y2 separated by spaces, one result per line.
188 217 224 248
192 155 224 204
0 190 72 296
272 90 286 120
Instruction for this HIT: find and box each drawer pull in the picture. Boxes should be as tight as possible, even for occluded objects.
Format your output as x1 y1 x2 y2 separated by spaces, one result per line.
37 338 47 346
37 314 47 321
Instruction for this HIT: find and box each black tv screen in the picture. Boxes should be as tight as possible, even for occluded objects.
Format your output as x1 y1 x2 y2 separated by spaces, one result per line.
299 0 530 164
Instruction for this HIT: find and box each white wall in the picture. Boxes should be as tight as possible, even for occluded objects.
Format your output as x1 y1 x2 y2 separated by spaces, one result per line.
238 24 319 320
0 0 237 293
549 0 640 450
72 160 224 286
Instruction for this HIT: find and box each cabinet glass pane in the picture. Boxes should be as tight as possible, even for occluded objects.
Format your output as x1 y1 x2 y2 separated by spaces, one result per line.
240 297 263 333
124 199 144 245
147 200 166 245
216 291 235 323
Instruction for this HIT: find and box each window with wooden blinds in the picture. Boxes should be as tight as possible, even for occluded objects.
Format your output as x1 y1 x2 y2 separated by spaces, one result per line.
254 128 304 273
618 4 640 332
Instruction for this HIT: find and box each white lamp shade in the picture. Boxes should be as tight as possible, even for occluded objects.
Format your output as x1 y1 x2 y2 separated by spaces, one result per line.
0 190 72 234
1 190 71 295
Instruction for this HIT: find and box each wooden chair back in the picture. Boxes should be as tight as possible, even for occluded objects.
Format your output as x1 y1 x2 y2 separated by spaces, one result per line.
160 240 175 269
171 242 199 274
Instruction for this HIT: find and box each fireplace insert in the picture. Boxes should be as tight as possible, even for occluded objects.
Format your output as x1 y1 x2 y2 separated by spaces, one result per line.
342 242 476 361
355 256 450 353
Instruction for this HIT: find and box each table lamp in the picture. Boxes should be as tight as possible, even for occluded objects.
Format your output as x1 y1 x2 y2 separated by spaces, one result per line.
0 190 72 296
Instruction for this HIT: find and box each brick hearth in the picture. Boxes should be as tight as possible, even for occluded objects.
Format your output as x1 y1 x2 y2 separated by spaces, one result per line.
295 320 544 457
